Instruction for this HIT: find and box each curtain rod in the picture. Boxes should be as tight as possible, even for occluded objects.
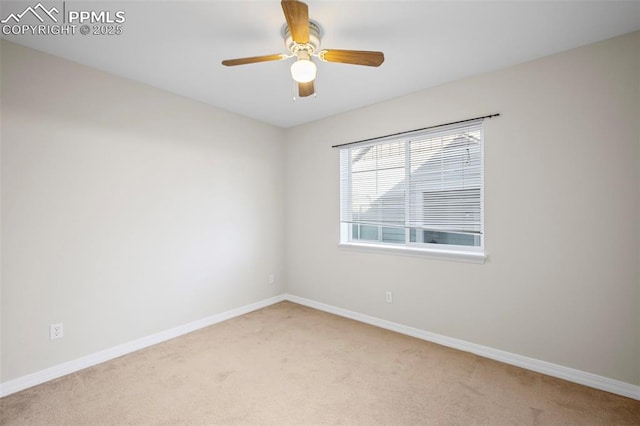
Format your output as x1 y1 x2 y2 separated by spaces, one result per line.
331 113 500 148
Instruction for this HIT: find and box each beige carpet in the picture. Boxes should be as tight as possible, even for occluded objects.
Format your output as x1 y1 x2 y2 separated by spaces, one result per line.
1 301 638 425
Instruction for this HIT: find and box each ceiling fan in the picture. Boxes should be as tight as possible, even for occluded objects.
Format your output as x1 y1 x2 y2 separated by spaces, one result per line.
221 0 385 98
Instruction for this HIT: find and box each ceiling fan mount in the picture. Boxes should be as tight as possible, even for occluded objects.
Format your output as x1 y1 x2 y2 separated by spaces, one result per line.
221 0 384 98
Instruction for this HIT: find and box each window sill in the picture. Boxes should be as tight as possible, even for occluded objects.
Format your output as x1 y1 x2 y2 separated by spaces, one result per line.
338 242 486 264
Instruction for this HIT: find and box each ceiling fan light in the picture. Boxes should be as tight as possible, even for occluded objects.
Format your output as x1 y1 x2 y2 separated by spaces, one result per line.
290 59 316 83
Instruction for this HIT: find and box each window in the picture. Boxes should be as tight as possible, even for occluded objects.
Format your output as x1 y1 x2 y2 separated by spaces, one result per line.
339 120 484 262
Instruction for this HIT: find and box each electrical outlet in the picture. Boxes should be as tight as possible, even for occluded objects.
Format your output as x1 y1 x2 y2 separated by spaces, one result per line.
50 323 64 340
385 291 393 303
268 274 275 284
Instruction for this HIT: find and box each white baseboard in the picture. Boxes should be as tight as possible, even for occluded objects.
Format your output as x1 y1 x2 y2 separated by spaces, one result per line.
284 294 640 401
2 293 638 401
0 294 286 398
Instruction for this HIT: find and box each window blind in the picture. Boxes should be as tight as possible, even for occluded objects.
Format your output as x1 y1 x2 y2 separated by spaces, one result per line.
339 120 483 247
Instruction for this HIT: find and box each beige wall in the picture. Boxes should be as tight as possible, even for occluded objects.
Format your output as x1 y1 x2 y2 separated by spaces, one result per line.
284 32 640 385
1 40 286 382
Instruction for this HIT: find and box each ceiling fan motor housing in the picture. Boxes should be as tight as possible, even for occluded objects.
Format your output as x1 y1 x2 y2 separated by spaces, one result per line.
284 20 322 58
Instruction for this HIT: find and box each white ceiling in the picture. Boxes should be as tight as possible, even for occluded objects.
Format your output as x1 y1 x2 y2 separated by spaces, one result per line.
2 1 639 128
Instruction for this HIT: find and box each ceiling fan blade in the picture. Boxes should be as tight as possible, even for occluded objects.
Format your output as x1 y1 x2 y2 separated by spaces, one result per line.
281 0 309 44
318 49 385 67
222 54 287 66
298 81 314 98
